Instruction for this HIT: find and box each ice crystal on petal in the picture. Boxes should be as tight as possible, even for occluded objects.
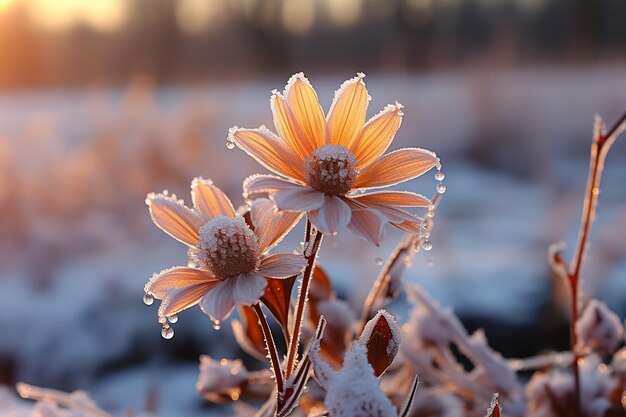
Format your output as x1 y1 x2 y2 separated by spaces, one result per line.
576 299 624 354
195 215 260 279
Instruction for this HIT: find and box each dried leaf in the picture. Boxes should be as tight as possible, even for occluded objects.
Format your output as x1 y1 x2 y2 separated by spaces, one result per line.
232 305 266 360
358 310 401 377
261 276 296 339
485 393 501 417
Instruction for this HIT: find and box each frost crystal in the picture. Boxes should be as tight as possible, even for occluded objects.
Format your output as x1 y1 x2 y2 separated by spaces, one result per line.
195 215 260 279
305 144 357 196
576 299 624 354
324 343 398 417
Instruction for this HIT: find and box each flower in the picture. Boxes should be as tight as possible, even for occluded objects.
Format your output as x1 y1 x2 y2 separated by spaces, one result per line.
230 73 439 245
144 178 306 324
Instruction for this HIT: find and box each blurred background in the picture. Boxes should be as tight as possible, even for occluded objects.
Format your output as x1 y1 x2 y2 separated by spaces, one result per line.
1 0 626 415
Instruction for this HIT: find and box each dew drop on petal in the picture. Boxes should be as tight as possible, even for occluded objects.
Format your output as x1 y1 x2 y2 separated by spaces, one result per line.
226 140 235 150
213 320 221 330
435 170 445 181
143 293 154 305
426 210 435 218
421 240 433 251
437 183 447 194
167 314 178 324
161 325 174 339
375 257 383 266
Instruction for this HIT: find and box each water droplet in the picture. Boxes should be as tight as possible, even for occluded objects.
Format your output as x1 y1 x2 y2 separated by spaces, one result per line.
161 326 174 339
421 240 433 251
143 293 154 305
435 170 445 181
375 257 383 266
167 314 178 324
213 320 221 330
426 210 435 218
437 183 446 194
226 141 235 150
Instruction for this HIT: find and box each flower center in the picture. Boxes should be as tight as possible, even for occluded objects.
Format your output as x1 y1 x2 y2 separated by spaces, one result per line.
197 215 259 279
305 144 357 196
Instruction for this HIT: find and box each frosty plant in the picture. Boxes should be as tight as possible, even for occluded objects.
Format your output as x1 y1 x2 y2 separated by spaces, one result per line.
132 76 626 417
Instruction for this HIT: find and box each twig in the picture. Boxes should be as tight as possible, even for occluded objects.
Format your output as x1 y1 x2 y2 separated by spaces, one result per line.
358 193 442 334
285 219 323 378
252 303 285 399
557 111 626 417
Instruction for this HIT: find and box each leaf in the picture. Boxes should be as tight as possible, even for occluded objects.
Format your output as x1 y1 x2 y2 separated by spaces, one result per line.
232 305 266 360
358 310 400 377
485 393 501 417
261 275 296 339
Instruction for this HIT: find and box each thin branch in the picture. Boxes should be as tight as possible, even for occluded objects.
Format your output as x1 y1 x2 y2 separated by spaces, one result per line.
252 303 285 398
358 193 442 334
286 220 324 377
559 110 626 417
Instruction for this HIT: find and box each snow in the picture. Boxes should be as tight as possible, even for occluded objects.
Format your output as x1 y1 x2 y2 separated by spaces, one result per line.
323 343 398 417
576 299 624 354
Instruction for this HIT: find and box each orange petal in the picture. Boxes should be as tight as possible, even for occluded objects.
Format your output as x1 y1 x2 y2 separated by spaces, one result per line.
145 267 219 319
145 266 217 297
353 191 431 208
230 126 305 181
243 174 303 198
326 74 369 148
353 148 438 189
251 198 304 252
308 195 352 235
191 177 235 221
257 253 308 278
285 73 327 150
271 92 312 161
391 220 425 236
147 192 204 247
353 103 403 169
345 200 386 246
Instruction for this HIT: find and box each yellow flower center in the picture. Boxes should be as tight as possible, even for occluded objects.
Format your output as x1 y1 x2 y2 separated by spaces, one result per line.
197 215 259 279
305 144 357 196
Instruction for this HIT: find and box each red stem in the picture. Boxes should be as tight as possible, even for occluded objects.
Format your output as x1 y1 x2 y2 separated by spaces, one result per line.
285 220 323 378
252 303 284 397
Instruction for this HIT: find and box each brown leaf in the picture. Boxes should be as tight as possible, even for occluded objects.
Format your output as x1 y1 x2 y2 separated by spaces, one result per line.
486 393 501 417
232 305 266 360
261 276 296 339
358 310 400 377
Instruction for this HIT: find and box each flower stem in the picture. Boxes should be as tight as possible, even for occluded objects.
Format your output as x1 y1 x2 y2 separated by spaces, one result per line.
285 219 323 378
566 111 626 417
252 303 284 397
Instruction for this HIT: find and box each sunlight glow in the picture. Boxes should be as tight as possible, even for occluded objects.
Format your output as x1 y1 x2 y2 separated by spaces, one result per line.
175 0 228 35
0 0 15 10
282 0 315 35
26 0 127 33
324 0 362 27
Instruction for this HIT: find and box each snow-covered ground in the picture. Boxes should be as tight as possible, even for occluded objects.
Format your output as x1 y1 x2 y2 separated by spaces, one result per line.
1 65 626 415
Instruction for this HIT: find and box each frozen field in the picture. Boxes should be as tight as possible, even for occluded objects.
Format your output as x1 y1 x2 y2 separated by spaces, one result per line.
1 65 626 416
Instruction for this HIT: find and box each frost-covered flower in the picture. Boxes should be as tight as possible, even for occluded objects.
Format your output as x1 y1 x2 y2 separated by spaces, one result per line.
231 73 439 244
576 299 624 355
145 178 306 324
